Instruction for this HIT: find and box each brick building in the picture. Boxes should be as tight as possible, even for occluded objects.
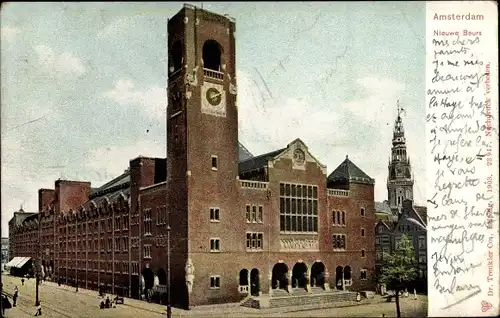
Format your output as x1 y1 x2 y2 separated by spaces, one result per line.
8 4 377 308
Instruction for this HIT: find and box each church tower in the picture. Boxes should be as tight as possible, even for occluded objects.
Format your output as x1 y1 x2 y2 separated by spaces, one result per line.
166 4 239 308
387 101 414 214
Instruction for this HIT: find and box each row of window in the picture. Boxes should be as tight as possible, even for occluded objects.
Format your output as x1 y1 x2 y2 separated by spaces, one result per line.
58 261 140 275
375 235 425 249
280 183 318 199
58 236 130 253
58 217 131 235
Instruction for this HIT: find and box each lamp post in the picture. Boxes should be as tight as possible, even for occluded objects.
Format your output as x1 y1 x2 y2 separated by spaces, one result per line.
35 217 40 306
166 217 171 318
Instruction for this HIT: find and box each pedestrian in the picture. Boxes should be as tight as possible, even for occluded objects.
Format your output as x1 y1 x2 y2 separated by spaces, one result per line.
14 286 18 294
105 296 110 309
12 292 17 307
34 301 42 316
2 295 12 315
21 278 25 286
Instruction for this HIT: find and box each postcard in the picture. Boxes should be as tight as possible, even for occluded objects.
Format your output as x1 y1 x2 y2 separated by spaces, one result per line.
0 2 498 317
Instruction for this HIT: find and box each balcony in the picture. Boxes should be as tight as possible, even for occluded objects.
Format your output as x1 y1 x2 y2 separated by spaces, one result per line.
203 68 224 80
327 189 350 197
239 180 269 190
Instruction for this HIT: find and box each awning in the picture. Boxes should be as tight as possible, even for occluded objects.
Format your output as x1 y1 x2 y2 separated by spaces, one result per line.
15 257 32 269
4 257 22 268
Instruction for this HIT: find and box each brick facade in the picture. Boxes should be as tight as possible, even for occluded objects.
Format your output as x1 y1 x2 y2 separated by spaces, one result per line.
8 4 377 309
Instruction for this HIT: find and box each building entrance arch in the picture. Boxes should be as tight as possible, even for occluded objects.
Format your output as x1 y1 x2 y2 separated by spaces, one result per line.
292 262 308 289
335 266 344 290
310 262 326 288
142 268 155 295
271 263 288 290
250 268 260 296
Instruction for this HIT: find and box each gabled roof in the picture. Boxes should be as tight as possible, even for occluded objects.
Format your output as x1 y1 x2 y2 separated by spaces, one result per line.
395 200 427 230
376 219 395 231
375 201 392 214
238 142 254 161
327 156 374 185
414 205 427 225
238 148 286 174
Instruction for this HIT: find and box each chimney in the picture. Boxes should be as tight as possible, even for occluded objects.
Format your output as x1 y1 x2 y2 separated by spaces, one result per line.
38 189 55 211
55 180 91 214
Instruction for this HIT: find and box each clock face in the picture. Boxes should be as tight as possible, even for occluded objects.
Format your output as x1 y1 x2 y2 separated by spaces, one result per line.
206 87 222 106
397 167 403 173
293 149 305 165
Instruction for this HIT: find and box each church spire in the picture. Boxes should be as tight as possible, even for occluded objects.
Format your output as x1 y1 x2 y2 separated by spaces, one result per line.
387 99 414 214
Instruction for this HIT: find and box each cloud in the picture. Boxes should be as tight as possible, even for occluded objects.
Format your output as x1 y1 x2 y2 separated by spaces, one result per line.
1 26 20 42
34 45 86 77
84 140 166 186
237 70 348 156
237 70 425 205
103 79 166 120
97 17 133 39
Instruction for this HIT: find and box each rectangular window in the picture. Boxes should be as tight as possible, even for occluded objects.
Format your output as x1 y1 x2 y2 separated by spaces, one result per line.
257 206 263 223
107 218 112 232
332 211 336 225
211 155 218 170
210 276 220 289
361 228 365 237
246 232 263 251
123 216 128 230
418 236 426 249
381 235 390 245
361 208 365 216
332 234 347 250
210 208 220 222
251 206 257 223
107 238 112 252
279 182 318 233
419 251 427 264
123 237 128 251
144 209 152 236
143 245 152 259
210 238 220 252
360 269 367 280
246 205 251 223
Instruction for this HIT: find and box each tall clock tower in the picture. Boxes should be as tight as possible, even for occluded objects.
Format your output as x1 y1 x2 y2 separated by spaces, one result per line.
166 4 239 308
387 101 414 214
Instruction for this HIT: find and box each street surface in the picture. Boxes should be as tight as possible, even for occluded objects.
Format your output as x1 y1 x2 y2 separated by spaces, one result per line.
1 273 427 317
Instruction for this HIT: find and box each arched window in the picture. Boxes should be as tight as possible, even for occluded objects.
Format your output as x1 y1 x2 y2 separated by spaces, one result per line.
202 40 222 71
170 41 183 73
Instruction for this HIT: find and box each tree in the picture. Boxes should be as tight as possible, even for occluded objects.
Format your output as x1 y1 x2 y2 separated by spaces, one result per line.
379 234 418 318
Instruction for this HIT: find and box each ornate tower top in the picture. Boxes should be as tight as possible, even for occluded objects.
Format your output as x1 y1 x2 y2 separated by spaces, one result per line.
387 100 414 213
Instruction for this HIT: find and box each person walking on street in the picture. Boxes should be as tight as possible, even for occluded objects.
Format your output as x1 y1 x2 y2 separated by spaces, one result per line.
21 278 25 286
12 292 17 307
34 301 42 316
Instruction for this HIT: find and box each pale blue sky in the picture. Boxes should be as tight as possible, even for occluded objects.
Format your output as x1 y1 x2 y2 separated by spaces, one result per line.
1 2 426 237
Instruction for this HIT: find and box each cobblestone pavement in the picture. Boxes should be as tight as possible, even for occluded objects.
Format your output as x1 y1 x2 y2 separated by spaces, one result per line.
1 274 427 317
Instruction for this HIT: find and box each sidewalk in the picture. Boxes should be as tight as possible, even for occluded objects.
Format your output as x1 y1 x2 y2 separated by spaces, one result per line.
2 274 387 317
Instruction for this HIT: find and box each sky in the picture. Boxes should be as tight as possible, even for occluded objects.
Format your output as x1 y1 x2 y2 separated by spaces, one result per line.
1 2 426 237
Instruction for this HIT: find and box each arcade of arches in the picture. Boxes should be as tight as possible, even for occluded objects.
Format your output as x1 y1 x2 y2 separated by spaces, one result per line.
239 261 355 296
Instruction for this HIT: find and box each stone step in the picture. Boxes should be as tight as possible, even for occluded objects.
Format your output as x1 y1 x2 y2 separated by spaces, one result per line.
268 291 358 309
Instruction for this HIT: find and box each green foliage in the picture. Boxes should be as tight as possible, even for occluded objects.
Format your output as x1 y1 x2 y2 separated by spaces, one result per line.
379 234 418 291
